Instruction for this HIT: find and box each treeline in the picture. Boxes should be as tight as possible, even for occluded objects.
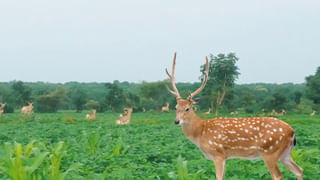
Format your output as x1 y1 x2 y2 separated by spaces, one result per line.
0 80 317 114
0 53 319 114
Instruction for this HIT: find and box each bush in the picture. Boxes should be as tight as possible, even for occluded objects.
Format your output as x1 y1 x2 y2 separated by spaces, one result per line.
85 100 101 111
4 104 14 113
295 99 314 114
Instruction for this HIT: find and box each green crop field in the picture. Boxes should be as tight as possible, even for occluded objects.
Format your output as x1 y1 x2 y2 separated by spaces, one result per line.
0 112 319 179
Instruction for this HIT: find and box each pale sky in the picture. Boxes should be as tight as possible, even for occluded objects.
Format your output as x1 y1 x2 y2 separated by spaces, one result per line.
0 0 319 84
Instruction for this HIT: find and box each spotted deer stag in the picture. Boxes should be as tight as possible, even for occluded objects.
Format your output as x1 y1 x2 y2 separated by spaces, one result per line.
165 52 302 180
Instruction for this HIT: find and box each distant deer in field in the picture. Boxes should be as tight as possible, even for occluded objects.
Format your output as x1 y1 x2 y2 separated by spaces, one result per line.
268 109 277 116
0 103 5 116
165 52 302 180
86 109 96 120
161 103 170 112
116 108 133 125
310 110 316 116
21 102 33 115
230 111 238 115
259 109 266 116
277 109 287 116
202 108 212 115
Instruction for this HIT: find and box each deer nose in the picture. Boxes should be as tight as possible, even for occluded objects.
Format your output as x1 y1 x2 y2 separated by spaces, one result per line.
174 119 180 125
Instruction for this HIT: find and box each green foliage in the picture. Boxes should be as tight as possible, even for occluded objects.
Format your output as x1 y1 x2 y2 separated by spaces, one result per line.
104 83 126 111
263 93 287 111
168 155 204 180
139 80 170 111
11 81 32 106
0 112 318 179
0 141 48 180
0 80 313 114
35 88 68 113
294 91 303 105
0 141 77 180
295 99 314 114
86 100 101 111
306 67 320 106
3 103 14 113
111 139 122 157
69 88 88 112
200 53 240 115
87 133 100 155
48 141 70 180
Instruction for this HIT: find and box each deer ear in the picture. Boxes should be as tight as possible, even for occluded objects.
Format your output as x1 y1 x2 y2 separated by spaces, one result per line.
193 97 200 104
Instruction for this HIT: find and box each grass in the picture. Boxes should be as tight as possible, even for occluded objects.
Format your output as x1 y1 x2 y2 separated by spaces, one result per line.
0 111 319 179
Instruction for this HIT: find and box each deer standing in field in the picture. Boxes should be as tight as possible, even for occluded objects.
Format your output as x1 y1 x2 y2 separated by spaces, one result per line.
268 109 277 116
276 109 287 116
86 109 96 120
161 103 170 112
165 52 302 180
21 102 33 115
310 110 316 116
116 108 133 125
259 109 266 116
230 111 238 116
0 103 5 116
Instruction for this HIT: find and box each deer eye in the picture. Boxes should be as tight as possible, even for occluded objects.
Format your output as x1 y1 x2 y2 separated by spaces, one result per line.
185 108 190 112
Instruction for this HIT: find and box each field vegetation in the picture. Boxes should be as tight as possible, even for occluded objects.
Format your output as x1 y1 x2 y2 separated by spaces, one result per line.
0 55 319 179
0 112 319 179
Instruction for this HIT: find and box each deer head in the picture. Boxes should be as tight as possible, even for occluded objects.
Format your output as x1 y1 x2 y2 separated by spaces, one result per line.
165 52 209 126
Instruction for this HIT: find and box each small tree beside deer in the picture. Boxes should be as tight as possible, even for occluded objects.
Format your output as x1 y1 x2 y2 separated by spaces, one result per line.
200 53 240 117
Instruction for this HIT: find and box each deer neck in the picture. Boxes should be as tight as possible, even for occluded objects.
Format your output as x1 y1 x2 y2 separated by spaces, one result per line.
181 111 204 145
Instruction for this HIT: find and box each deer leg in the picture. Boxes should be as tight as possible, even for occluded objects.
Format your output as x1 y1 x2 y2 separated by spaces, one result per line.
213 156 226 180
279 146 303 180
262 155 283 180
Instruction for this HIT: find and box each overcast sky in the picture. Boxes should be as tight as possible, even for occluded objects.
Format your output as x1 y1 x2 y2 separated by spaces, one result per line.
0 0 319 84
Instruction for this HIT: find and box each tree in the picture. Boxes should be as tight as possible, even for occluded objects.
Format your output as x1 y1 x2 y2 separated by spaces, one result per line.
69 88 88 112
239 92 256 113
11 81 31 106
139 81 170 111
86 100 100 111
263 93 287 111
35 88 68 113
104 83 126 111
125 92 141 111
294 91 302 105
306 67 320 106
200 53 240 116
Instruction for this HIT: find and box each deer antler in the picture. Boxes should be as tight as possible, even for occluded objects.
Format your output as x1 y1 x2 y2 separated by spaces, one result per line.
165 52 181 99
188 56 209 99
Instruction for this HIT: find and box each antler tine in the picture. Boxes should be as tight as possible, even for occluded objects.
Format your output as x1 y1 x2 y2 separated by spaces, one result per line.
188 56 209 99
165 52 181 99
